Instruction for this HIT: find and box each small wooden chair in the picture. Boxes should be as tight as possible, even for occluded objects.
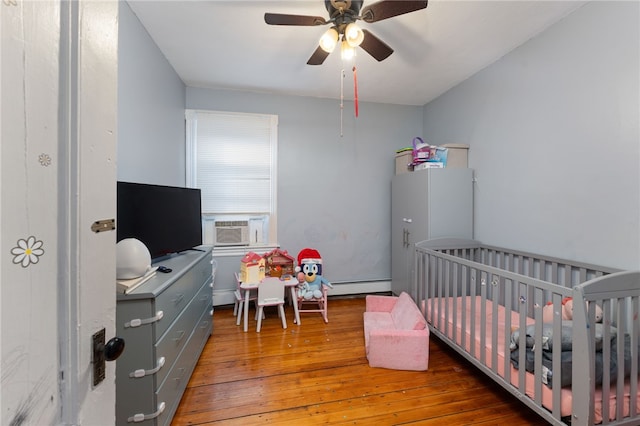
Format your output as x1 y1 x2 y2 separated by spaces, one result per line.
296 285 329 324
256 278 287 332
234 273 262 326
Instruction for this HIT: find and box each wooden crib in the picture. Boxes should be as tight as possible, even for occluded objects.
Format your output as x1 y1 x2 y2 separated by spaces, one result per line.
413 238 639 426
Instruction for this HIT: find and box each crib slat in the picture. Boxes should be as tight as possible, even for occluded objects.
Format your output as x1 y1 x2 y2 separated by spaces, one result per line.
450 259 457 345
470 268 478 358
442 257 450 339
503 278 512 385
615 300 626 421
564 265 572 289
550 294 563 420
479 271 487 366
517 281 528 398
602 300 612 423
460 265 468 352
532 289 544 407
490 273 499 374
631 295 639 418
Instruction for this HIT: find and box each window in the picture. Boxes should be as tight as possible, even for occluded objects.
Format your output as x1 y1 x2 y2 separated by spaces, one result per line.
186 110 278 246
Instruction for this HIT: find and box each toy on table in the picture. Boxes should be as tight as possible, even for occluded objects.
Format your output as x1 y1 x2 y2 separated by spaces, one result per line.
240 251 265 284
262 248 295 278
295 248 333 300
541 296 603 323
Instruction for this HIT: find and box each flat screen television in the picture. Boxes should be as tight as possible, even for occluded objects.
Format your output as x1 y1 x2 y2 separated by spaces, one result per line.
117 181 203 259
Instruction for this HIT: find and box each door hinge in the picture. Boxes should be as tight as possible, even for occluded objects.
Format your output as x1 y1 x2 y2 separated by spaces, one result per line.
91 219 115 233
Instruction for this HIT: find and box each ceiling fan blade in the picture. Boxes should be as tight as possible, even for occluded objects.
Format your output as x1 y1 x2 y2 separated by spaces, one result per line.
359 29 393 62
264 13 327 26
360 0 428 23
307 46 331 65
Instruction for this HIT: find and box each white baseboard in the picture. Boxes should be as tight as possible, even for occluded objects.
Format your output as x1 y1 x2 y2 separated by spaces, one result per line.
211 280 391 307
212 290 240 307
326 280 391 296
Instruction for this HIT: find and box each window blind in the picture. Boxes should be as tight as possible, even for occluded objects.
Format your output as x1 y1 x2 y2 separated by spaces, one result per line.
186 110 277 215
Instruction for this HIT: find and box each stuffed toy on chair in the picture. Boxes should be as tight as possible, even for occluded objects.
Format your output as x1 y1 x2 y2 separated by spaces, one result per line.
542 297 603 323
295 248 333 300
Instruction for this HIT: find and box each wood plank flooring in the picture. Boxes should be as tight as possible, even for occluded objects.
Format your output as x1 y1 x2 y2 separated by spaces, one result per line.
172 296 547 425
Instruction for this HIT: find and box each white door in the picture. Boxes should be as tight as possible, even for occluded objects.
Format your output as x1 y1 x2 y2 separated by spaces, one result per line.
1 1 118 424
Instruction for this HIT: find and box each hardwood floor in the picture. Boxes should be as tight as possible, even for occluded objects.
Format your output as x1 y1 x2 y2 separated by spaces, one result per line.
172 296 547 425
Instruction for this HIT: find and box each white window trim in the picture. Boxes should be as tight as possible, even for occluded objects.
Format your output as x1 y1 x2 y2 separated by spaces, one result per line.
185 109 278 246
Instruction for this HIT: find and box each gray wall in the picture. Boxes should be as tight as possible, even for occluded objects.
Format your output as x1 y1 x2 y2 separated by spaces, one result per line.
187 89 423 282
119 1 639 281
423 1 640 270
118 2 187 186
118 1 423 283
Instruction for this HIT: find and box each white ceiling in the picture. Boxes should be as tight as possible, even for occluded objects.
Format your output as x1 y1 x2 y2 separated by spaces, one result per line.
128 1 586 106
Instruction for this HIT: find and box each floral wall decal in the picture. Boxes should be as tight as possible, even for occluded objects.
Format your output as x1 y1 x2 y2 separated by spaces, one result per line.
38 153 52 167
11 236 44 267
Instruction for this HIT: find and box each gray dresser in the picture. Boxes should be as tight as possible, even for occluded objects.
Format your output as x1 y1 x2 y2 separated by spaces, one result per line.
116 246 213 425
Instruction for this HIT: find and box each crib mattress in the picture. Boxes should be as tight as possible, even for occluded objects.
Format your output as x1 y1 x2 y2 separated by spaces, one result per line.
425 296 640 424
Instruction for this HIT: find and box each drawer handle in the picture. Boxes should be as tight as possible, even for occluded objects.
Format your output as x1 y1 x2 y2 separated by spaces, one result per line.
129 357 165 378
172 367 187 384
200 320 210 330
124 311 163 328
172 330 185 343
171 293 185 305
127 401 165 423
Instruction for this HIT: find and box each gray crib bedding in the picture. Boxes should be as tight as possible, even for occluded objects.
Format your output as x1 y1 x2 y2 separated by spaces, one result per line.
510 328 639 388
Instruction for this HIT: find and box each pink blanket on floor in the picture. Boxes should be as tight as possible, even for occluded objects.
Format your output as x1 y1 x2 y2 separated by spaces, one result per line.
425 296 640 423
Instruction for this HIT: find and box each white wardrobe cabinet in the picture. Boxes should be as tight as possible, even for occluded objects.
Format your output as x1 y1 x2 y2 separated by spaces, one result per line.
391 168 473 295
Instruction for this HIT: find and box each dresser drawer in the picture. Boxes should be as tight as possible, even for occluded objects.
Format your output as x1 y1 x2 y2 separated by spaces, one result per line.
156 304 212 426
155 278 211 388
154 254 211 338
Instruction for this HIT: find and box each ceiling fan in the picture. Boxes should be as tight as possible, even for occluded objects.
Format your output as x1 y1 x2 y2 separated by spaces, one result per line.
264 0 428 65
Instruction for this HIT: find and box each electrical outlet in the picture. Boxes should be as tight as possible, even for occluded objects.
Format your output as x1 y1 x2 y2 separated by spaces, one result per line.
92 328 106 387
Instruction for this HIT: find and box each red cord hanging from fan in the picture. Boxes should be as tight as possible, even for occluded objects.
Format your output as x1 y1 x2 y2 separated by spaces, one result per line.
352 66 359 118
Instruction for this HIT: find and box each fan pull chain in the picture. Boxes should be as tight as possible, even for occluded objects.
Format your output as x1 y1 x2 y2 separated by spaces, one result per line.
340 68 345 137
352 66 359 118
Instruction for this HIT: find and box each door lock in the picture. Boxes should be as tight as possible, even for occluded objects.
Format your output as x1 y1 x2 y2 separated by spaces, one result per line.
92 328 125 387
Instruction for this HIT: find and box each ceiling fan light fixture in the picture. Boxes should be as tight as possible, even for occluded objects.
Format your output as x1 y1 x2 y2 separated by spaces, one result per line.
319 27 339 53
340 39 356 61
344 23 364 47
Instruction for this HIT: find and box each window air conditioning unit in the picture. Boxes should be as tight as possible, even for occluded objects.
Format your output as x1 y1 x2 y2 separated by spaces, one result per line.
214 220 249 246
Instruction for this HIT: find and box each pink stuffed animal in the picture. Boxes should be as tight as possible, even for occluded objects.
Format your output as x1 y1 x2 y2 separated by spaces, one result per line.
542 297 573 323
542 297 603 323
